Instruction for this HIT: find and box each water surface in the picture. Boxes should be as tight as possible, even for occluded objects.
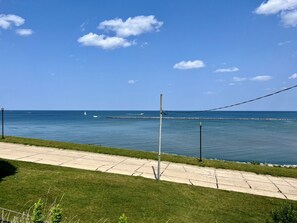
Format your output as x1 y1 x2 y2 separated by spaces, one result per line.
4 110 297 165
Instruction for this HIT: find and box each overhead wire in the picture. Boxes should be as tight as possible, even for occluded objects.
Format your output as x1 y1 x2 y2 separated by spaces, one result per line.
202 84 297 111
167 84 297 114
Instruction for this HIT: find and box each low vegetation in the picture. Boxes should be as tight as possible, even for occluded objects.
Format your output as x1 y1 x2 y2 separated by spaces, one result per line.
266 203 297 223
1 136 297 178
0 198 63 223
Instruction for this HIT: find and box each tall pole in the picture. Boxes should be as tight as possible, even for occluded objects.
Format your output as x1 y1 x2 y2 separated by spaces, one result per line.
157 94 163 181
1 108 4 139
199 122 202 161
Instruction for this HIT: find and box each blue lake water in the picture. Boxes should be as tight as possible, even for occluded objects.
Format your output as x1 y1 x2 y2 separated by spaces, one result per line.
3 110 297 165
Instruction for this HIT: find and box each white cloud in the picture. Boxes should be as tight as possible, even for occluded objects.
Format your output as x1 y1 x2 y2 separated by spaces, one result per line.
255 0 297 14
98 15 163 37
251 75 273 81
78 33 133 50
233 76 247 82
78 15 161 50
255 0 297 27
214 67 239 73
289 73 297 79
281 9 297 27
229 83 235 86
0 14 25 29
16 28 33 36
128 80 137 84
173 60 205 70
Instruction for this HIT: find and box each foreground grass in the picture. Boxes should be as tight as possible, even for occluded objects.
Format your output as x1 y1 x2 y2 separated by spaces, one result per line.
0 159 296 223
1 136 297 178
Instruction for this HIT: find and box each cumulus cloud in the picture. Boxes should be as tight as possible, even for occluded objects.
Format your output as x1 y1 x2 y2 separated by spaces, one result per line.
0 14 33 37
255 0 297 14
233 76 247 82
173 60 205 70
289 73 297 79
16 28 33 36
78 33 133 49
0 14 24 29
98 15 163 37
128 80 137 84
255 0 297 27
214 67 239 73
281 9 297 27
78 15 162 50
251 75 273 81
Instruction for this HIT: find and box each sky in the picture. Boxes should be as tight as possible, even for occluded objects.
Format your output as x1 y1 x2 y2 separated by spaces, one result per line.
0 0 297 111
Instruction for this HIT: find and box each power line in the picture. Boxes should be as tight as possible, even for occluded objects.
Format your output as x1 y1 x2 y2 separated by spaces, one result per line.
167 84 297 113
203 84 297 111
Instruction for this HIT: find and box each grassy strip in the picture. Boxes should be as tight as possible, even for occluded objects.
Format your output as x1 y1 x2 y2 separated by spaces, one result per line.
1 136 297 178
0 159 296 223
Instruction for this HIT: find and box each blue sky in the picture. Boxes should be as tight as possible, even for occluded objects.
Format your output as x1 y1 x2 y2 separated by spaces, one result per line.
0 0 297 110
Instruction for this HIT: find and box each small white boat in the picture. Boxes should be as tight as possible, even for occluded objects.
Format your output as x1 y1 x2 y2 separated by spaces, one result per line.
84 112 87 116
93 115 98 118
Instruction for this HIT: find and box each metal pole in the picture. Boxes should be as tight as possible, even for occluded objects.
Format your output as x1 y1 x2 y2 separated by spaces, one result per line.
199 122 202 161
157 94 163 181
1 108 4 139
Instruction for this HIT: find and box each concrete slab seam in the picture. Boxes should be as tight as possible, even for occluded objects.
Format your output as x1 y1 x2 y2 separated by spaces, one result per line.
268 178 288 199
58 154 89 166
160 163 170 177
96 164 110 171
15 153 39 160
105 158 129 172
241 172 252 189
133 161 149 176
284 179 297 190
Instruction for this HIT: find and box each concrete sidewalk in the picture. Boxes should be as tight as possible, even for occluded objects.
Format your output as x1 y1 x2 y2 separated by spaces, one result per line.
0 142 297 201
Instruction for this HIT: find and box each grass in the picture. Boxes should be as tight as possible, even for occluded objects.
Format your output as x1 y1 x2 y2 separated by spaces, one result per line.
1 136 297 178
0 159 297 223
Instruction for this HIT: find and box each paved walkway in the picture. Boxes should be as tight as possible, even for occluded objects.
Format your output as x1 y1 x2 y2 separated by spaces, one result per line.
0 142 297 201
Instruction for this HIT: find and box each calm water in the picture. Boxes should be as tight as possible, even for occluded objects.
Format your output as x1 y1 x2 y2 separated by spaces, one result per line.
3 110 297 165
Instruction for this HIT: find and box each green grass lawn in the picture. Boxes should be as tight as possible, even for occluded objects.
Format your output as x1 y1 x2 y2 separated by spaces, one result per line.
0 159 296 223
1 136 297 178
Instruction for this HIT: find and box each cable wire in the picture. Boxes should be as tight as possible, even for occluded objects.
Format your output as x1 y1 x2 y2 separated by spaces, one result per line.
168 84 297 113
203 84 297 111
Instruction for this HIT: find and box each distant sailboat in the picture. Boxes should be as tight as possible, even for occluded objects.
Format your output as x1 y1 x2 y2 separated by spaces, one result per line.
84 112 87 116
